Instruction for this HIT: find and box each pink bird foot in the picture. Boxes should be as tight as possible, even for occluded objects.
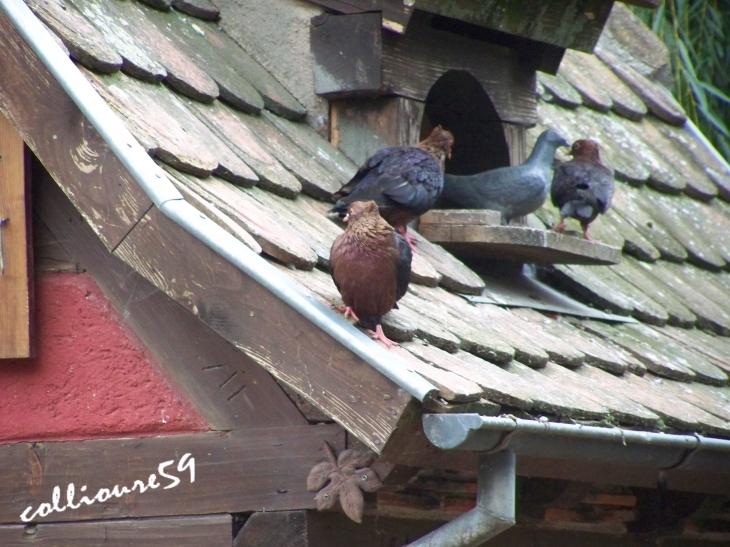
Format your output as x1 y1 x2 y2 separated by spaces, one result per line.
395 225 418 253
333 305 359 322
365 324 398 348
550 217 566 234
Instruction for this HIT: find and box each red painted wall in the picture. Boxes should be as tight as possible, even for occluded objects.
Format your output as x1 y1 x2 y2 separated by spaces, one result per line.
0 272 208 442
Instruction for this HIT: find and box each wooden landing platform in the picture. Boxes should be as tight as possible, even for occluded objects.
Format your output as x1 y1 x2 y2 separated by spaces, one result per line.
419 210 621 266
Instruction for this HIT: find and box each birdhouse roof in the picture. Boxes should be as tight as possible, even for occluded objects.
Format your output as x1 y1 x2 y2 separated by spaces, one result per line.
3 0 730 477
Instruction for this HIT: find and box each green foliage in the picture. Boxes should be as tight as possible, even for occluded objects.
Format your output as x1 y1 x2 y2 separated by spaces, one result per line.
631 0 730 160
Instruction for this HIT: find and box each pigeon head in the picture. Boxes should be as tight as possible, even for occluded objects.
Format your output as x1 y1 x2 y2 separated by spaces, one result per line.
569 139 602 163
344 200 381 224
419 125 455 164
538 129 570 149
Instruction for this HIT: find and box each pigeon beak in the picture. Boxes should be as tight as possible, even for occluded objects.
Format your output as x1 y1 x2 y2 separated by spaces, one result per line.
343 213 350 223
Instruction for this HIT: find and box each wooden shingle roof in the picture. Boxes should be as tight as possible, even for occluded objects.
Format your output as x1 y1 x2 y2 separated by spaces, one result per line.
8 0 730 452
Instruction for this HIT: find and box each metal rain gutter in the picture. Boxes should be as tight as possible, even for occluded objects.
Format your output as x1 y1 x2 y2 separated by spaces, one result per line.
423 414 730 472
685 119 730 178
405 449 516 547
0 0 437 403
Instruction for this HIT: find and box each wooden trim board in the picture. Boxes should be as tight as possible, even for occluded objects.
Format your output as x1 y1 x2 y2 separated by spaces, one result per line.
0 425 344 524
0 111 32 358
0 514 231 546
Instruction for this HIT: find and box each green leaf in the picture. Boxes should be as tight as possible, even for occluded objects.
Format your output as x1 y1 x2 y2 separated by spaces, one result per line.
697 103 730 138
701 82 730 105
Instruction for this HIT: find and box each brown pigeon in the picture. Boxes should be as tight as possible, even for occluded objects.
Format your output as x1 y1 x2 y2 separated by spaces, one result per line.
550 139 614 241
329 201 412 347
331 126 454 252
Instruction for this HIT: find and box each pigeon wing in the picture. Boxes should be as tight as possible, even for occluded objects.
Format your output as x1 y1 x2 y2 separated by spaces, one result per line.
591 164 615 213
393 231 412 302
372 147 442 213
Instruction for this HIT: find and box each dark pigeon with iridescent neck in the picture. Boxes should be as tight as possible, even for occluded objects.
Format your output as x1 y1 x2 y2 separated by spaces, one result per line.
329 201 412 347
331 126 454 251
440 129 569 223
551 139 615 241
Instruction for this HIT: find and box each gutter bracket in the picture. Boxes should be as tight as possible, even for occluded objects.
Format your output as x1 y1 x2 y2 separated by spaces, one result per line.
405 449 516 547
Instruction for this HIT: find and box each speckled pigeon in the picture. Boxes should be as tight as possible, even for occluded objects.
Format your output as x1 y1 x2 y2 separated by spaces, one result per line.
551 139 615 241
439 129 569 223
329 201 412 347
331 126 454 251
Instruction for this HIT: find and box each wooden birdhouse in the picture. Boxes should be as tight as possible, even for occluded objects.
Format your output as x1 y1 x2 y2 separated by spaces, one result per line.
0 111 32 358
309 0 643 265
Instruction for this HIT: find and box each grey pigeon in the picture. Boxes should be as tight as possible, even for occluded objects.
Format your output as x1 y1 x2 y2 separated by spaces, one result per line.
331 126 454 251
439 129 569 223
551 139 614 241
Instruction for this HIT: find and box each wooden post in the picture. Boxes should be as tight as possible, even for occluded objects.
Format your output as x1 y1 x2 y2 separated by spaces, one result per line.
0 111 32 358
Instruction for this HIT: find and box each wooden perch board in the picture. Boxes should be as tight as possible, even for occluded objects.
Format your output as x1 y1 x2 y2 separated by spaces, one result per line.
0 111 32 359
419 216 621 265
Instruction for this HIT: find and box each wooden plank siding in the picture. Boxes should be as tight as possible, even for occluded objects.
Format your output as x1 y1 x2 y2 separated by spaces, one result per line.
112 205 415 453
330 97 425 167
312 11 536 125
381 12 536 126
0 515 231 546
34 163 308 431
0 12 415 452
0 425 344 524
0 111 32 358
0 12 152 251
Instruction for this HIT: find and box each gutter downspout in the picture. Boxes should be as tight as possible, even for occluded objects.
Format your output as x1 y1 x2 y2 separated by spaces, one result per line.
0 0 438 403
409 414 730 547
406 449 515 547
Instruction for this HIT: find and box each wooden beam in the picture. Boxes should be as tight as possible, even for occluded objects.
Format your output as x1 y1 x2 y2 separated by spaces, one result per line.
34 162 308 431
0 515 231 546
0 425 344 524
0 12 152 251
0 111 32 358
415 0 614 53
307 0 414 32
233 511 306 547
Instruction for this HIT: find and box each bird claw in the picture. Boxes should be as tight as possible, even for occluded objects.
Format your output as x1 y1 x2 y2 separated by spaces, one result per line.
550 218 566 234
334 305 359 322
396 226 418 253
365 325 398 348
